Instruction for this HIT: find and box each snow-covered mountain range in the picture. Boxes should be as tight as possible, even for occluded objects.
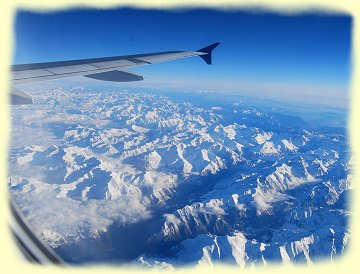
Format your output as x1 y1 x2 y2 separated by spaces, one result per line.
8 84 352 267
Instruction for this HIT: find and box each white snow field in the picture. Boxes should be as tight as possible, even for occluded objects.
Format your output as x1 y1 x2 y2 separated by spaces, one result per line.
9 83 352 267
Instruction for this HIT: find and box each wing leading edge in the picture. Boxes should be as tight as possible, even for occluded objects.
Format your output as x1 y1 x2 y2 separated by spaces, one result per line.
10 43 220 104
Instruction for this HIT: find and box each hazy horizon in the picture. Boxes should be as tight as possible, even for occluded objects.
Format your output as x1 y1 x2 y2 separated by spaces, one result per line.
13 8 352 108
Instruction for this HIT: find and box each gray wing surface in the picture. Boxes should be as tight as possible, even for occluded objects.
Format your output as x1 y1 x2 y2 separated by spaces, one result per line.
12 51 204 86
10 43 220 104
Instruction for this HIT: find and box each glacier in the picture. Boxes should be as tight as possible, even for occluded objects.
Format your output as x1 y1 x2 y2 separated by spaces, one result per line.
8 82 352 267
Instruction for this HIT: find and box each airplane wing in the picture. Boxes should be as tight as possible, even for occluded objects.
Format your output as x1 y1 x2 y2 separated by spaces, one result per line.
10 43 220 104
9 43 220 262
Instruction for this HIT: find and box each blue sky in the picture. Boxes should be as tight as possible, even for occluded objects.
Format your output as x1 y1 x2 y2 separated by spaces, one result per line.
13 8 352 108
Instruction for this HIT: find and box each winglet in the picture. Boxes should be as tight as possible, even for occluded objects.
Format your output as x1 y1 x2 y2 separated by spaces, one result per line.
197 42 220 65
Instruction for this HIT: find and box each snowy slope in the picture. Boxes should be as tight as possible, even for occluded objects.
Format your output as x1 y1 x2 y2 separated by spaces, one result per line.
8 84 351 266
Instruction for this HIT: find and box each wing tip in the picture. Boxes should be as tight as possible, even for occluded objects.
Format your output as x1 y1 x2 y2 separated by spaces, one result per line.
197 42 221 65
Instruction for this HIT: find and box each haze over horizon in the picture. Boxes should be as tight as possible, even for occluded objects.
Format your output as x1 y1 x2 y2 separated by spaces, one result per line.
13 8 351 108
